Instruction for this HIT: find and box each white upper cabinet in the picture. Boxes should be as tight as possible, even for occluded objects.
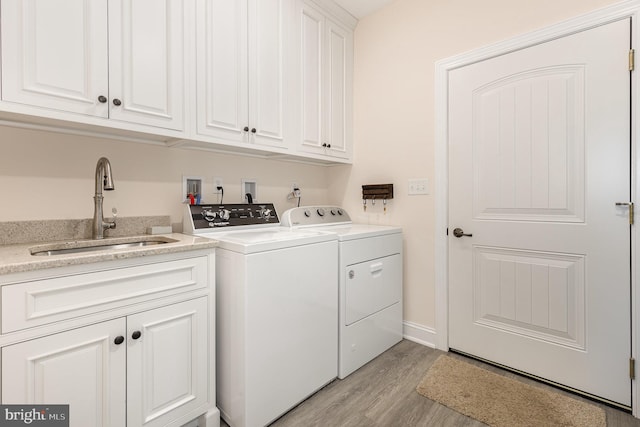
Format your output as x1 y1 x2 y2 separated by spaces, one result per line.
1 0 185 131
1 0 109 117
196 0 292 149
0 0 354 163
108 0 185 130
296 0 353 160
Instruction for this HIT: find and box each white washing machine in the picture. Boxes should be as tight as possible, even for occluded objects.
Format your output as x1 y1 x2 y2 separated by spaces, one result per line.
281 206 403 379
183 203 338 427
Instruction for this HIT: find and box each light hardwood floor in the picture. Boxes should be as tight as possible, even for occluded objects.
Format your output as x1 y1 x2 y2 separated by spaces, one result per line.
220 340 640 427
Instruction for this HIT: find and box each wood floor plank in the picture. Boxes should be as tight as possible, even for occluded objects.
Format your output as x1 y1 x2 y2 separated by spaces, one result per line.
219 340 640 427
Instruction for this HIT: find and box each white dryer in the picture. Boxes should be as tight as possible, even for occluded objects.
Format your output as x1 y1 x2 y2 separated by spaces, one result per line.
183 203 338 427
281 206 403 379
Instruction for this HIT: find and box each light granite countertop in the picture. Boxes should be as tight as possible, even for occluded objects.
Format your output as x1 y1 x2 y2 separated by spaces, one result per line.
0 233 218 275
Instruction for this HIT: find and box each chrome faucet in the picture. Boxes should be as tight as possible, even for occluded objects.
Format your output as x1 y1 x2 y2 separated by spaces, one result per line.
93 157 116 239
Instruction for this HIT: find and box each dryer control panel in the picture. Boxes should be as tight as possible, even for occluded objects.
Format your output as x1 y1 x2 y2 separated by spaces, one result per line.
184 203 279 233
281 206 352 227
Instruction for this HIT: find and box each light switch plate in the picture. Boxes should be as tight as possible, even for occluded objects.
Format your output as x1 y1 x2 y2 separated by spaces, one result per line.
408 179 429 195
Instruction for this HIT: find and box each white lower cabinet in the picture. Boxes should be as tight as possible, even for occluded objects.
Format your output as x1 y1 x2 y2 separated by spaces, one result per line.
127 299 208 427
3 319 127 426
0 253 217 427
2 298 208 427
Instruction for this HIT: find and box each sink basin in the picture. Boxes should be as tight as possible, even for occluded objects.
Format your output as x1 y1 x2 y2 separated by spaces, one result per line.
30 237 178 256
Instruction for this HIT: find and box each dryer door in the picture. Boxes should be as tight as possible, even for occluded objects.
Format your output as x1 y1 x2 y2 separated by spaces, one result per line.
345 254 402 325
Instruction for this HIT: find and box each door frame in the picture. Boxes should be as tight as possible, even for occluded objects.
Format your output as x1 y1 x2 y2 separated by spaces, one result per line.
434 0 640 415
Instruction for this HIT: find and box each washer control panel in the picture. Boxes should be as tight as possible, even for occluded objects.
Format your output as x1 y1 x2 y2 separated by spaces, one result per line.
281 206 351 227
185 203 279 231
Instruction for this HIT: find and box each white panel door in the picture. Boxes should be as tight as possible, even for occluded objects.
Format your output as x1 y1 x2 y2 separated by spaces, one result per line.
108 0 185 130
449 19 631 406
196 0 291 148
0 0 109 117
296 0 352 159
299 2 324 150
126 298 208 427
324 18 351 156
248 0 288 148
196 0 248 142
2 319 127 427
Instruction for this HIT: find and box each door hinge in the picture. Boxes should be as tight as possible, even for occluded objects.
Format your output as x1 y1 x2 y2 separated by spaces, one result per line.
630 49 635 71
630 358 636 380
615 202 634 225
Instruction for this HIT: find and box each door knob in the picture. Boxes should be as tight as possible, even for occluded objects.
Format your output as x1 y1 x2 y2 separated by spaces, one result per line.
453 227 472 238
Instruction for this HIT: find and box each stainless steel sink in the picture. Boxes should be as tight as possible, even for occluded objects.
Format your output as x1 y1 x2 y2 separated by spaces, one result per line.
30 237 178 256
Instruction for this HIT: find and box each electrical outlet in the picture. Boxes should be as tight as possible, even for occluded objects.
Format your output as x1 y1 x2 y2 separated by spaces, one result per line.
214 177 223 191
408 179 429 195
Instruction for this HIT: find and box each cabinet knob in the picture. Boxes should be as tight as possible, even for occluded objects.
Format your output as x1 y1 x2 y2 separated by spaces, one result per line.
322 143 327 147
251 128 257 133
131 331 142 340
327 144 331 148
114 336 125 345
98 95 107 103
243 126 249 132
112 98 122 106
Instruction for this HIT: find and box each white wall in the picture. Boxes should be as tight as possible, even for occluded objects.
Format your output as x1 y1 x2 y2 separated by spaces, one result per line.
334 0 621 333
0 125 330 226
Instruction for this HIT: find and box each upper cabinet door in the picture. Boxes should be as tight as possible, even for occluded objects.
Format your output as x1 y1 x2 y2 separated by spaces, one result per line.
299 2 324 150
248 0 288 148
0 0 109 117
196 0 289 148
108 0 185 130
196 0 249 143
324 18 352 157
295 1 353 160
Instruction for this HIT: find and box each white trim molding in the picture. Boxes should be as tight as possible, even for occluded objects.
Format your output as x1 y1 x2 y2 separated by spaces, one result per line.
434 0 640 416
403 321 437 349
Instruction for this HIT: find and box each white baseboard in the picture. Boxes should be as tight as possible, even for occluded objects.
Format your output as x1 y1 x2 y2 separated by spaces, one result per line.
403 321 437 348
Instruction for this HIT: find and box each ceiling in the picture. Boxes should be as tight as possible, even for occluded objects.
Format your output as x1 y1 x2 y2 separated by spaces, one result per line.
333 0 394 19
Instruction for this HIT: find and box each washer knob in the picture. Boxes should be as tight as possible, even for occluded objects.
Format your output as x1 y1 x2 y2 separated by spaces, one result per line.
330 209 338 216
218 209 230 221
337 208 344 215
304 209 311 217
317 208 325 217
202 210 216 221
260 208 272 220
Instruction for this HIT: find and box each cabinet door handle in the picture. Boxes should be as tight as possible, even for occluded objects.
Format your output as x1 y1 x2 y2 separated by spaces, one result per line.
112 98 122 106
98 95 107 103
114 336 125 345
131 331 142 340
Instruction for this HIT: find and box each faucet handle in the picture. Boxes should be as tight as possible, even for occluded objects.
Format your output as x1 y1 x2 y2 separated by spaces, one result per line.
107 207 118 229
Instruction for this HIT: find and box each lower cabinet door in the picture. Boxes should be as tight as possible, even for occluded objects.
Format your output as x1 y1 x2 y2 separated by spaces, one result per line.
2 319 127 427
126 298 209 427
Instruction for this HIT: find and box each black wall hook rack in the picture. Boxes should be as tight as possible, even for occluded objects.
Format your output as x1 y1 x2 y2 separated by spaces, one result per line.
362 184 394 200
